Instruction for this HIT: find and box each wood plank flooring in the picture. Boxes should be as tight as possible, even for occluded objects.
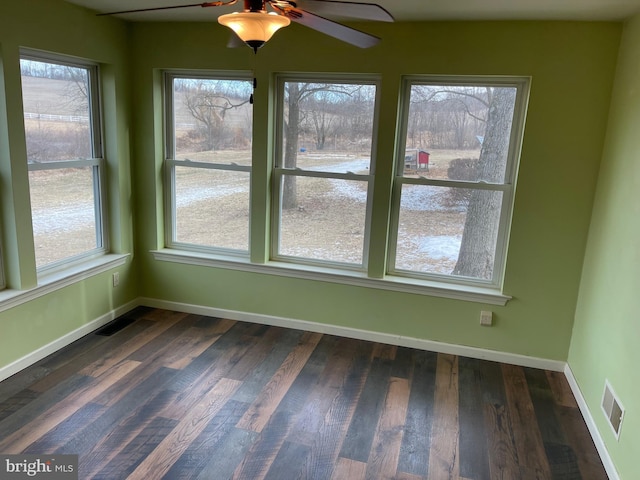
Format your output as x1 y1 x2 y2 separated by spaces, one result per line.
0 307 608 479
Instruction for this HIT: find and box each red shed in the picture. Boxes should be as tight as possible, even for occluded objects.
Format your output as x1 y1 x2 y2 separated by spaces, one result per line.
405 149 430 171
417 150 430 168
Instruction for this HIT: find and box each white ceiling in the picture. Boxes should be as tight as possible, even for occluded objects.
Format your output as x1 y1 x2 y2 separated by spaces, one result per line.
63 0 640 22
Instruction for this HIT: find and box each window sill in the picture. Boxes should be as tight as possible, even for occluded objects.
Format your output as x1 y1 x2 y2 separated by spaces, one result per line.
0 254 130 314
151 249 511 306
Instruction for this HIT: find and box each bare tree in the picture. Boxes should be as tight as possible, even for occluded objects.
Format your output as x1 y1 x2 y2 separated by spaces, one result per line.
282 82 368 209
62 66 89 115
405 85 517 278
308 105 335 150
407 86 489 150
21 60 92 162
183 81 250 151
282 82 302 209
453 87 516 279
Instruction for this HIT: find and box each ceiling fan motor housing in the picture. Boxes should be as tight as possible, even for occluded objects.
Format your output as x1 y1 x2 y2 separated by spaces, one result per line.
246 0 267 12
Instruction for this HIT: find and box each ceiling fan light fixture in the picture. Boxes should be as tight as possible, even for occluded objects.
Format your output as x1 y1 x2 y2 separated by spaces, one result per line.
218 11 290 52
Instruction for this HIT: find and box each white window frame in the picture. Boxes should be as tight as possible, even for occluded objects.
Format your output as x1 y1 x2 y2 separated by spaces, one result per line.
388 75 530 289
20 49 107 273
163 71 253 257
271 74 380 271
154 73 528 306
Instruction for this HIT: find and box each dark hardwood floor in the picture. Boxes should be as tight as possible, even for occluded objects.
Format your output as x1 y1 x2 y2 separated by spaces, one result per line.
0 307 607 479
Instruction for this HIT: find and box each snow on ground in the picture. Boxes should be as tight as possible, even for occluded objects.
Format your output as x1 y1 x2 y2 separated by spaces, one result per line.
400 185 456 212
32 204 94 235
30 157 460 243
395 235 462 273
318 157 465 213
305 157 371 174
417 235 462 260
175 184 246 208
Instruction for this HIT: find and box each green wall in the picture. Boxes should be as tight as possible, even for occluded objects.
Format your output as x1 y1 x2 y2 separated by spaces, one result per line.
0 0 137 368
0 1 633 475
569 13 640 479
0 0 622 380
132 20 620 361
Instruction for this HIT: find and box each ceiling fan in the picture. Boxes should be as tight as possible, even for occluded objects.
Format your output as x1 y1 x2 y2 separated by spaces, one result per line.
98 0 394 52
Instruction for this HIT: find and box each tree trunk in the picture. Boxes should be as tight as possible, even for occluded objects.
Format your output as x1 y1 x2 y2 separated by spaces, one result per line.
283 83 300 210
452 87 516 279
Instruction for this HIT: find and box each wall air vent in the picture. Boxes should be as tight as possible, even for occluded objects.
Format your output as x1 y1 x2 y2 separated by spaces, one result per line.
601 380 624 440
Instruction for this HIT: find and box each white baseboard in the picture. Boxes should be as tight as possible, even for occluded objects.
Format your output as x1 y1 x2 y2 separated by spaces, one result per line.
140 297 566 372
0 299 140 382
564 363 619 480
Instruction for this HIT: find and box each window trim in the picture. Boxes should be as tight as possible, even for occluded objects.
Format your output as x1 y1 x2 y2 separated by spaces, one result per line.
20 49 108 273
387 75 530 290
151 247 512 305
0 254 129 313
270 73 381 271
163 70 254 256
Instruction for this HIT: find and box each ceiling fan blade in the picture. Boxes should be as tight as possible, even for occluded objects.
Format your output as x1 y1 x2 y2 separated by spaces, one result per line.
96 1 234 17
295 0 393 22
284 7 380 48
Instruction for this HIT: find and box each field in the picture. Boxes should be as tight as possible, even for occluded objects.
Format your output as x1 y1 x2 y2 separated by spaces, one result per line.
22 74 479 273
27 143 475 272
172 148 475 274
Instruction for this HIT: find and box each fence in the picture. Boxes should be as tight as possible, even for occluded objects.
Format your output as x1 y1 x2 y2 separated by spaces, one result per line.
24 112 89 123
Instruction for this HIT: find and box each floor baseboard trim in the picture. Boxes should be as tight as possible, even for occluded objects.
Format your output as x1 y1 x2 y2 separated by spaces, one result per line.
564 363 619 480
140 297 566 372
0 299 140 383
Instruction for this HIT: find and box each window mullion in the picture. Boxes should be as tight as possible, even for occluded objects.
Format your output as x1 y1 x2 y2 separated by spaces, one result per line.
93 162 105 250
275 168 370 182
367 75 403 279
27 158 100 171
399 176 511 191
170 159 251 173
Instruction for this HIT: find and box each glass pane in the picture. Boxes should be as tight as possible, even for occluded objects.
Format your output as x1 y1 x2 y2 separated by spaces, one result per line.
394 184 503 280
404 85 516 183
20 59 92 163
278 175 368 264
174 167 250 251
280 81 376 173
173 78 253 166
29 168 99 268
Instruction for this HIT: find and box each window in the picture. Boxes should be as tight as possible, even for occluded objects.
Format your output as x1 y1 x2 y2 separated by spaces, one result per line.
388 77 528 287
160 72 528 301
20 52 106 271
165 73 253 254
272 76 378 268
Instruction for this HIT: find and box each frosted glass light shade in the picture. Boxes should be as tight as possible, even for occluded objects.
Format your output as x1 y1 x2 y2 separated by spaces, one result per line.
218 11 290 51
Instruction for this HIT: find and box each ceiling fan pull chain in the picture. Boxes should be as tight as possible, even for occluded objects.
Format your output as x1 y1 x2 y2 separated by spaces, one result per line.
250 76 257 104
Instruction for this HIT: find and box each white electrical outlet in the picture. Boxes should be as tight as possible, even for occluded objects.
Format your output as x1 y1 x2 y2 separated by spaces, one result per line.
112 272 120 287
480 310 493 326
